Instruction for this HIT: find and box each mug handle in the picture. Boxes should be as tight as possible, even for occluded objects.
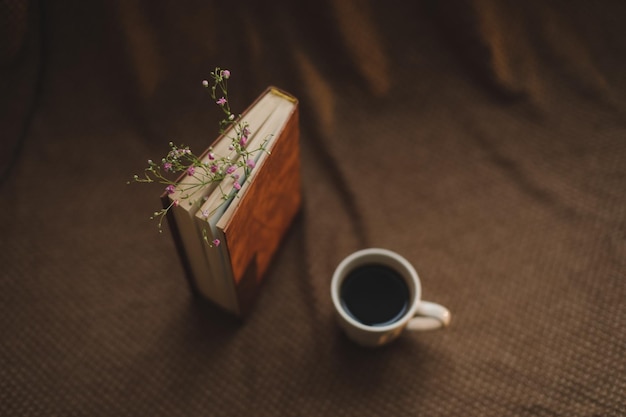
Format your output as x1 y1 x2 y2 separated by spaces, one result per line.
406 301 451 331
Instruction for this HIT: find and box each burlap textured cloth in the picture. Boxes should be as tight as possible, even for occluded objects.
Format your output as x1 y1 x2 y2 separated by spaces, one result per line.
1 1 624 415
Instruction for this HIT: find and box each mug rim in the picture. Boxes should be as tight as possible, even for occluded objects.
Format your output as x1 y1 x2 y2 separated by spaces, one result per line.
331 248 422 333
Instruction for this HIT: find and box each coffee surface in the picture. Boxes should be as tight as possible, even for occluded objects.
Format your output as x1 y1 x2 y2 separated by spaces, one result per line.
340 264 410 326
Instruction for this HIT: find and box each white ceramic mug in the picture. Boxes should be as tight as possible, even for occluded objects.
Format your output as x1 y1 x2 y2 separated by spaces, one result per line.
331 248 451 347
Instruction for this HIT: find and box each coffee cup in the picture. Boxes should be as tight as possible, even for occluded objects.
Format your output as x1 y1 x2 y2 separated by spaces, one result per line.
331 248 451 347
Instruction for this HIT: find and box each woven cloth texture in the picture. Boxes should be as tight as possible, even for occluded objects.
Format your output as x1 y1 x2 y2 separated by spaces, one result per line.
1 1 624 416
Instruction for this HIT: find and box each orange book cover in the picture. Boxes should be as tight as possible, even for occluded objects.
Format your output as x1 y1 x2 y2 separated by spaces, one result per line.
219 91 300 313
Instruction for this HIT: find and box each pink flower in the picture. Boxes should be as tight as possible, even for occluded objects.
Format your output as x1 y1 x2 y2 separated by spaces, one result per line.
163 162 172 172
234 182 241 191
239 135 248 146
246 159 255 169
187 166 196 176
226 165 236 174
165 185 175 195
201 209 209 218
173 200 179 207
216 97 227 106
221 70 230 79
208 152 215 160
210 164 218 173
212 239 221 247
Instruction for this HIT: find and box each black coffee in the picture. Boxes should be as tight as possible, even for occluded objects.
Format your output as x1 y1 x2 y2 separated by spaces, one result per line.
340 263 410 327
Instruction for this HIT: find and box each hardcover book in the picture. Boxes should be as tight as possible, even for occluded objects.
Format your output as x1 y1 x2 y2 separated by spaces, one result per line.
161 87 300 315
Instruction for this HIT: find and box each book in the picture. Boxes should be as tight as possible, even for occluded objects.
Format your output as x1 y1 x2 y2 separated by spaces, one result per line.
161 87 300 316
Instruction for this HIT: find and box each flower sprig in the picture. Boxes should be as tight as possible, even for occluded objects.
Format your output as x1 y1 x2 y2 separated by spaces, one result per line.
129 68 268 246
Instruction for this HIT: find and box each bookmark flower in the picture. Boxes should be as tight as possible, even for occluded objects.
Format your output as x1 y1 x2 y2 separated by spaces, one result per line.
130 67 270 245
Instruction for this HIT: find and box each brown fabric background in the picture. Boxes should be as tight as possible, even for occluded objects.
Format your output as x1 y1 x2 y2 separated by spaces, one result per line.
1 0 625 415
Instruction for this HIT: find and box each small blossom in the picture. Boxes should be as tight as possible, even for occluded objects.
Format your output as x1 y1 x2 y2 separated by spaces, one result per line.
246 159 256 169
232 173 240 181
234 182 241 191
239 135 248 146
208 152 215 160
216 97 227 106
243 126 251 136
165 185 175 195
163 162 172 172
212 239 221 247
187 166 196 176
173 200 180 207
210 164 218 173
221 69 230 79
226 165 236 174
201 209 209 219
202 80 209 87
228 114 235 121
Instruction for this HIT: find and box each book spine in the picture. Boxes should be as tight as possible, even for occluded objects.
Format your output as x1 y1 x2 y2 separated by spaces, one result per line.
160 193 200 297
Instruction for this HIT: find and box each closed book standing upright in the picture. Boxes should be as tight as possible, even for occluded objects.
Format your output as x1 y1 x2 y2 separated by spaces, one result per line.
161 87 300 315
